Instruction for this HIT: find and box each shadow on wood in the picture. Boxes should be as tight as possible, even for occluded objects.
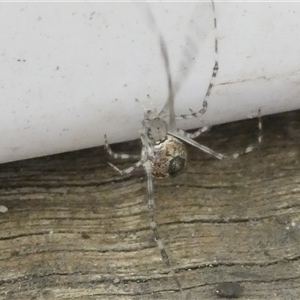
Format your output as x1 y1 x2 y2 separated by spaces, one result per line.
0 110 299 299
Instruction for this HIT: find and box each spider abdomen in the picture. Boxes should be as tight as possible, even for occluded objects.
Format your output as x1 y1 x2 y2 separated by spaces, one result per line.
151 135 187 179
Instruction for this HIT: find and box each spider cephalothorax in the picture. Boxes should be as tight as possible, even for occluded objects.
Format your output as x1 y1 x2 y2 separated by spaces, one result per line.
143 117 168 144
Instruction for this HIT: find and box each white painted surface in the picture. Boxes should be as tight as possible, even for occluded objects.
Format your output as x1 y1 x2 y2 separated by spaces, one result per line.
0 2 300 163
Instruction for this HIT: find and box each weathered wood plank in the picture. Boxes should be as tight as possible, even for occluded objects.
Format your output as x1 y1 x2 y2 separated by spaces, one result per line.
0 110 299 299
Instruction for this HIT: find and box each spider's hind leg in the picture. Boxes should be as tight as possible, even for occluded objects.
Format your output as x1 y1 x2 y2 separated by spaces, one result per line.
104 134 144 175
172 109 263 161
104 134 140 160
107 160 145 176
143 161 171 266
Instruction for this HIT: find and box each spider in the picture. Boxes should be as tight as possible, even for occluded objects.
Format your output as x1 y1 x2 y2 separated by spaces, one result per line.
104 2 262 267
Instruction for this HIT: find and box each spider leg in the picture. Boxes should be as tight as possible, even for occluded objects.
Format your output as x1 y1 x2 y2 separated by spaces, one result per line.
104 134 140 160
107 158 145 176
143 161 171 266
107 138 148 175
144 160 184 293
169 130 226 160
231 109 263 159
171 109 263 161
176 2 219 121
176 124 211 140
176 108 211 139
177 60 218 121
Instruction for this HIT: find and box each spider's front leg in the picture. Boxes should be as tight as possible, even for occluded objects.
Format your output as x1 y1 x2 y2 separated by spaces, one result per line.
176 7 219 122
104 134 140 160
176 108 211 139
176 60 219 121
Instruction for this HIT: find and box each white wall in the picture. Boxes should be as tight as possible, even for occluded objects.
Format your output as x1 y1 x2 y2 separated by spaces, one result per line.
1 2 300 163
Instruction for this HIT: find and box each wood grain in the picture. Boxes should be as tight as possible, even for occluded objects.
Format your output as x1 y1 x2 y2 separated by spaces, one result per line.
0 110 299 300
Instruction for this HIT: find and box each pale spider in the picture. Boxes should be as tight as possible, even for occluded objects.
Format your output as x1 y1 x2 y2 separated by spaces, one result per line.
104 3 262 267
